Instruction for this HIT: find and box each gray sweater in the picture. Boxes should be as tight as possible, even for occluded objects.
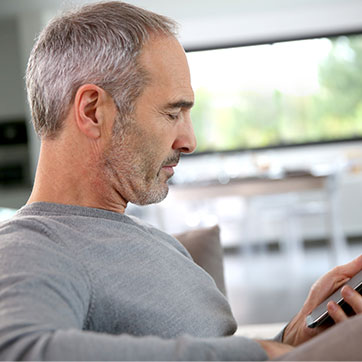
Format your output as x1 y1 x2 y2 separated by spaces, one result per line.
0 202 267 360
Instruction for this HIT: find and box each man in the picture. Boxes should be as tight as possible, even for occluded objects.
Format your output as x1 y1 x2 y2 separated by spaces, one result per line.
0 1 361 360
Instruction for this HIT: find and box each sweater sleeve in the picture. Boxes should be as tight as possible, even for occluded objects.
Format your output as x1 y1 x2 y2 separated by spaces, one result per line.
0 226 267 361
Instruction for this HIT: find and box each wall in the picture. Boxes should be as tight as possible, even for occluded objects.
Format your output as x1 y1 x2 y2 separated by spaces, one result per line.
0 17 24 120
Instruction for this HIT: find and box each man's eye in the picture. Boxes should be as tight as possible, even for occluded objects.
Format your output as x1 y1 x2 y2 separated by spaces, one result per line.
168 113 179 121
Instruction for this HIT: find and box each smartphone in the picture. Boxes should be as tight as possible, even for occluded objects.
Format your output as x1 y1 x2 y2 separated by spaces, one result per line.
306 270 362 328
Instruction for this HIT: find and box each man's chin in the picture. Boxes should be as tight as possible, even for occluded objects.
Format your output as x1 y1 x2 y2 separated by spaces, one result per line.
132 184 169 206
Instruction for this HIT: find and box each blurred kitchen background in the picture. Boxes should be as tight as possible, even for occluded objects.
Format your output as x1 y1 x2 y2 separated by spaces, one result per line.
1 0 362 327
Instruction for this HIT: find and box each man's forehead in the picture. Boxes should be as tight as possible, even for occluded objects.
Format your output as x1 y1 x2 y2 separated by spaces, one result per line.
138 35 194 107
139 35 190 78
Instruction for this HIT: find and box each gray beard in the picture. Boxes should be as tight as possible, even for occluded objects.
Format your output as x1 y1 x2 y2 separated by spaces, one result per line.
101 114 175 207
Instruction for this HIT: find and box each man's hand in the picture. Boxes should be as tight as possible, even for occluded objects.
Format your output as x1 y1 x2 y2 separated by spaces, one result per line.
256 340 294 359
327 283 362 322
282 254 362 346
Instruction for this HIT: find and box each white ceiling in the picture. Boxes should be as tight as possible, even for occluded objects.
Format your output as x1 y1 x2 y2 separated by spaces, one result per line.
0 0 350 18
101 0 362 21
1 0 362 48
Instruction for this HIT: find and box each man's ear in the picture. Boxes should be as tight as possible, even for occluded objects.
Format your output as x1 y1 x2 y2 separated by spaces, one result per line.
74 84 113 139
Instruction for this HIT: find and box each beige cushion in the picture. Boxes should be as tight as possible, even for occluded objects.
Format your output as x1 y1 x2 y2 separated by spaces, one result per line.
174 225 226 296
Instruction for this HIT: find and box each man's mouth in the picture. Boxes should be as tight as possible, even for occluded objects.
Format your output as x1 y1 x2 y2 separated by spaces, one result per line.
161 164 176 177
160 154 180 178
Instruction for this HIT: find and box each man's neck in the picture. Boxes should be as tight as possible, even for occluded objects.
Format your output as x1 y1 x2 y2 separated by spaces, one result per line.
27 141 127 214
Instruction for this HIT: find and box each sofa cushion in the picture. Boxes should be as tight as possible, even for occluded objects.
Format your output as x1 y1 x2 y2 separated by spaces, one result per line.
174 225 226 296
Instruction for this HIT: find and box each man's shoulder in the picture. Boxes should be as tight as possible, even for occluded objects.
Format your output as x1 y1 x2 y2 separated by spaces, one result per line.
0 204 82 257
0 209 91 285
0 211 53 242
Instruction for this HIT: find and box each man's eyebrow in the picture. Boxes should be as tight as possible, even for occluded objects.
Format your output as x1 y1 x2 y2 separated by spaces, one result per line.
164 100 194 110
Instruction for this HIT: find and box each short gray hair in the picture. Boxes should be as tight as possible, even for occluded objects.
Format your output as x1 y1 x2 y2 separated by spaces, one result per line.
26 1 178 138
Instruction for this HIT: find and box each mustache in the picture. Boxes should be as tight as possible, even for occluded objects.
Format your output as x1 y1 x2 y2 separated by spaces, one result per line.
161 153 180 167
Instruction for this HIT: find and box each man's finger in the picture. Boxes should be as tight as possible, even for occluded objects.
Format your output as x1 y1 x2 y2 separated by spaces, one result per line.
321 255 362 296
327 301 347 324
334 255 362 279
341 285 362 314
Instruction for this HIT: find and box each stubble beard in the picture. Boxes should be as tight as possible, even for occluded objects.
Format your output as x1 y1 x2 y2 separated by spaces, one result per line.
101 115 179 206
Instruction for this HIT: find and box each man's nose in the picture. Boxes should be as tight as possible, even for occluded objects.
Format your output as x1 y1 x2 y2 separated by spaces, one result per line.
172 116 197 154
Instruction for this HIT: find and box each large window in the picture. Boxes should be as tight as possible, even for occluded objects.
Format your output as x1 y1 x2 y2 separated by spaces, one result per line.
187 33 362 154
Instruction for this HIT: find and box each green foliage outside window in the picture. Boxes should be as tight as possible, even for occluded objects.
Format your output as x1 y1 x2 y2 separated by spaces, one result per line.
189 35 362 153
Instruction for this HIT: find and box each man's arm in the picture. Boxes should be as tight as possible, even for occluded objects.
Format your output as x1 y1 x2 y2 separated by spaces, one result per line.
0 232 267 361
1 328 269 361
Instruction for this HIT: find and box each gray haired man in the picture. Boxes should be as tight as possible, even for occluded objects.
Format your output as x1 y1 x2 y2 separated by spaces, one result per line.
0 1 361 360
